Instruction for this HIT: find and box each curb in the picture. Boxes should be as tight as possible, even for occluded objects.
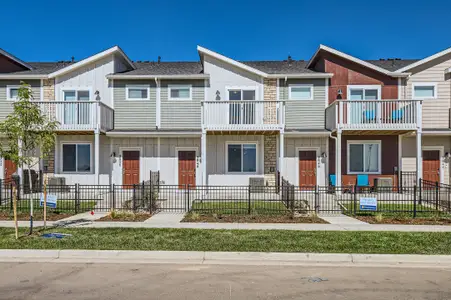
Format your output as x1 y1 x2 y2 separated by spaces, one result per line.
0 250 450 267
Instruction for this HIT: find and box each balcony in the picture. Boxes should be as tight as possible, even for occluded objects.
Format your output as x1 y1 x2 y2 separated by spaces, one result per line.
34 101 114 132
326 99 422 134
202 100 285 132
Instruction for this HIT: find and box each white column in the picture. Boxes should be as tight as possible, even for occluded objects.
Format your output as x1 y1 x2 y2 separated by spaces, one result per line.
94 130 100 185
201 131 207 186
398 134 403 181
279 131 284 179
416 130 422 185
336 131 342 187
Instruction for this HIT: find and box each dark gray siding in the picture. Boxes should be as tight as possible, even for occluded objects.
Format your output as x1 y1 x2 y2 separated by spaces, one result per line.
0 80 41 121
160 80 204 129
113 80 156 130
279 78 326 129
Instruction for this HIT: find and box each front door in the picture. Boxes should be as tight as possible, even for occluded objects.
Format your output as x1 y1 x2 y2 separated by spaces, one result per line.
3 159 17 184
299 151 317 189
423 150 440 183
122 151 140 186
178 151 196 189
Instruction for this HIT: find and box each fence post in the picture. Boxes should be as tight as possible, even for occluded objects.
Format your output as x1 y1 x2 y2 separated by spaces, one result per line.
149 179 153 213
9 183 13 212
248 185 251 215
112 184 116 211
132 184 136 212
435 181 439 211
75 183 79 214
413 185 417 218
418 179 422 205
314 185 319 214
0 179 2 205
353 185 357 215
141 180 145 209
448 184 451 214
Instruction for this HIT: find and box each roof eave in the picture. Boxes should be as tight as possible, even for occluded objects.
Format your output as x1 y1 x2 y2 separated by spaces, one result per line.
0 74 48 79
0 48 34 70
396 47 451 72
106 74 210 79
266 73 334 78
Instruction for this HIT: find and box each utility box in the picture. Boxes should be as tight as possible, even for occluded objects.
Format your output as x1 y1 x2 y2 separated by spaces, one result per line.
249 177 265 193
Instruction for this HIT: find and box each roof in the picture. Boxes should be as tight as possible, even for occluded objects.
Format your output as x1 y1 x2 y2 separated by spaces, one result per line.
0 48 34 70
2 62 74 75
114 61 204 75
365 59 420 72
241 60 320 74
396 46 451 72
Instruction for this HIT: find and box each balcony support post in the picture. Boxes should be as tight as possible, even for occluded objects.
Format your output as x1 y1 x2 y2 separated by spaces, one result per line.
336 130 342 188
94 129 100 185
279 130 284 178
201 130 207 186
416 129 422 186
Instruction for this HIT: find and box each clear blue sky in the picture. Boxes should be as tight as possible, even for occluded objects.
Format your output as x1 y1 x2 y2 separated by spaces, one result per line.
2 0 450 62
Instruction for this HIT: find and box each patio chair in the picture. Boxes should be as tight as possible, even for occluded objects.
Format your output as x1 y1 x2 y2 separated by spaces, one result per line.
328 174 336 193
391 109 404 122
363 110 376 122
356 174 371 193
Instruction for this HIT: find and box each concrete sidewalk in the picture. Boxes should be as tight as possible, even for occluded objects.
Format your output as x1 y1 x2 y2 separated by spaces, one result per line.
0 249 451 267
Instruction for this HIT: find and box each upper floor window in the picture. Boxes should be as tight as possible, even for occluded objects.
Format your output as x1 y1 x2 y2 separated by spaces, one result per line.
169 84 192 100
63 90 90 101
6 86 19 101
348 85 380 100
413 83 437 99
126 85 149 100
289 84 313 100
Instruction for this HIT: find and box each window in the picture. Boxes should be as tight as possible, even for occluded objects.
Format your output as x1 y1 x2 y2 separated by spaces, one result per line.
227 88 256 124
348 86 380 100
227 143 257 173
62 144 91 173
6 86 20 100
168 84 192 100
413 83 437 99
289 84 313 100
63 90 91 101
126 85 149 100
347 141 381 174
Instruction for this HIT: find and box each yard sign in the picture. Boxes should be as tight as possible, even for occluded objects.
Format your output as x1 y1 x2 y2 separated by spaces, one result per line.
359 197 377 211
40 194 57 209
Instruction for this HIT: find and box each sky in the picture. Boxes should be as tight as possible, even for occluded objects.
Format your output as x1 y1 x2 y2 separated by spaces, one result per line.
2 0 450 63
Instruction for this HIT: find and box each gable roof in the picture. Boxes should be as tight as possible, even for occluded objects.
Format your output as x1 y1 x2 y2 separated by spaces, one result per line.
47 46 135 78
198 45 333 78
307 44 410 77
365 59 420 72
395 46 451 72
0 48 34 70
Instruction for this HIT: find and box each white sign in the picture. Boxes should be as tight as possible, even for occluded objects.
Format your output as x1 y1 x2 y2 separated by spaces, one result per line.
40 194 57 209
359 197 377 211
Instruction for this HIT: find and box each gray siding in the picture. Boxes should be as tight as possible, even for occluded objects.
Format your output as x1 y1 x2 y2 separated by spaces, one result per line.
113 80 156 130
279 78 326 130
160 80 204 129
0 80 41 121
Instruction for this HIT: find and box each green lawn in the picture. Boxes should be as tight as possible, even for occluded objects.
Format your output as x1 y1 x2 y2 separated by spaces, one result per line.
342 203 449 218
191 200 288 215
0 200 96 214
1 228 451 254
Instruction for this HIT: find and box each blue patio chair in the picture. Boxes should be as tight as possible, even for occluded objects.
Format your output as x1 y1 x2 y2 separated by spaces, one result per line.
329 174 336 186
363 110 376 122
391 109 404 121
356 174 371 193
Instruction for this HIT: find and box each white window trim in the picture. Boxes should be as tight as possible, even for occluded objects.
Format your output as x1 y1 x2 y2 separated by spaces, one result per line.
412 82 438 100
60 142 93 174
61 87 93 101
346 85 382 100
168 84 192 101
347 140 382 175
125 84 150 101
6 85 20 101
225 142 258 174
289 84 313 100
225 86 258 100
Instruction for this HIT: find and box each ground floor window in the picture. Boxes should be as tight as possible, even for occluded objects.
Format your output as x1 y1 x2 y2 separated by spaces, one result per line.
347 141 381 174
62 143 91 172
227 143 257 173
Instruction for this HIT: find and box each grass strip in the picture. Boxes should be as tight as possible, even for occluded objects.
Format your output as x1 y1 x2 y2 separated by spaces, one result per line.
1 228 451 255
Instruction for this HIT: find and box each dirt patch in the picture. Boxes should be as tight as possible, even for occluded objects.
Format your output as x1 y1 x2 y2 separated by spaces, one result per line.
0 211 72 221
182 213 328 224
355 216 451 225
96 213 151 222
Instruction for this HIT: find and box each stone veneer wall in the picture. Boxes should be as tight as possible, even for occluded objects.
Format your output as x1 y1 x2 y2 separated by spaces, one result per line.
42 79 55 174
263 78 278 186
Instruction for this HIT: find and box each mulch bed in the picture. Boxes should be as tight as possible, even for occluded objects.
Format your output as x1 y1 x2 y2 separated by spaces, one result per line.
182 214 329 224
355 216 451 225
96 213 152 222
0 211 72 221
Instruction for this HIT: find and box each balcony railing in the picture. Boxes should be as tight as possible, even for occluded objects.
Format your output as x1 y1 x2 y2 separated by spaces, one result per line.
326 99 422 131
202 100 285 131
33 101 114 132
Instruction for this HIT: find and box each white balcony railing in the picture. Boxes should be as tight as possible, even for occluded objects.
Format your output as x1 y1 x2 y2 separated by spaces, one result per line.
33 101 114 132
326 99 422 131
202 100 285 131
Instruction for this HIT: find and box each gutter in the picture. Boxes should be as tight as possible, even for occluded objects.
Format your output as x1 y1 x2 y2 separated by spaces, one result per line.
0 74 48 79
266 73 334 79
106 74 210 79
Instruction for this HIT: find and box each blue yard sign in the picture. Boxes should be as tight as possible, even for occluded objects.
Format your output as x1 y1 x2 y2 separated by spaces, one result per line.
40 194 57 209
359 197 377 211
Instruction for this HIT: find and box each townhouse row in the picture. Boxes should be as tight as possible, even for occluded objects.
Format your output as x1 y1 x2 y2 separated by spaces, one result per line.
0 44 450 188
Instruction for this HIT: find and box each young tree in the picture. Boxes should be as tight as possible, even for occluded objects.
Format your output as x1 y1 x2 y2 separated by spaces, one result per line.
0 82 58 234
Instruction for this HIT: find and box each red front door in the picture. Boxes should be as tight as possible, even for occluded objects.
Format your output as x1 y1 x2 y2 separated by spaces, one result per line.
122 151 140 187
3 159 17 183
299 151 317 189
178 151 196 189
423 150 440 183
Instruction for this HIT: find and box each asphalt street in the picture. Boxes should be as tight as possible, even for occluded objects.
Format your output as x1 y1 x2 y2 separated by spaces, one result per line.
0 262 450 299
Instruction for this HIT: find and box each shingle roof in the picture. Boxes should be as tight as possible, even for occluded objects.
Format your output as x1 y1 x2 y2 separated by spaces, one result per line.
1 62 74 75
364 59 420 72
241 60 320 74
113 61 204 75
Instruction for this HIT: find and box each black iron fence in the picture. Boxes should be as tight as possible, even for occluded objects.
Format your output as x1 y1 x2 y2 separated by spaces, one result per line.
0 176 450 218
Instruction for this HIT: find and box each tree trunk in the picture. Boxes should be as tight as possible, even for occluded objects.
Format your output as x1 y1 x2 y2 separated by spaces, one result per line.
28 166 33 235
13 186 18 239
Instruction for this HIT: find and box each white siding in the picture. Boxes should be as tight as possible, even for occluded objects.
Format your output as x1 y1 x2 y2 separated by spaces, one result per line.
403 53 451 129
203 54 264 101
55 55 115 107
282 137 328 186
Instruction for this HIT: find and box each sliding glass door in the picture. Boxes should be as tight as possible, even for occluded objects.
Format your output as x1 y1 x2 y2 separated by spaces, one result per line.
228 89 256 125
348 86 380 124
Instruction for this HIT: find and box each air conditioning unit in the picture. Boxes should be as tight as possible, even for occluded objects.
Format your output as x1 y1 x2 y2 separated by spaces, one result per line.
47 177 70 193
374 177 393 191
249 177 265 193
